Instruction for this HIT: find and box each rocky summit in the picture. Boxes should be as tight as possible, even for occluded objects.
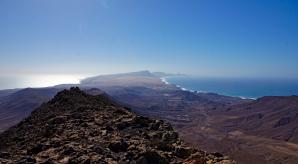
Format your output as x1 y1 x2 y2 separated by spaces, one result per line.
0 87 234 164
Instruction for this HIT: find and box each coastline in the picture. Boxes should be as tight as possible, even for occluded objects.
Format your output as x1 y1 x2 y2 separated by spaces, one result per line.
161 77 200 93
160 77 256 100
161 77 190 91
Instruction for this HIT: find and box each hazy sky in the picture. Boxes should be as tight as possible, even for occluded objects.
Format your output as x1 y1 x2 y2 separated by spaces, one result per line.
1 0 298 78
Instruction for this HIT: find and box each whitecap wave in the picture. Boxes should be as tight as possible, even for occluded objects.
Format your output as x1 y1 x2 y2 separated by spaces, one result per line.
238 96 256 100
160 77 170 85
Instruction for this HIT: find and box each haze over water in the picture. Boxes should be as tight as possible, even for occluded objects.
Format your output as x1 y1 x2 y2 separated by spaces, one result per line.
0 74 85 90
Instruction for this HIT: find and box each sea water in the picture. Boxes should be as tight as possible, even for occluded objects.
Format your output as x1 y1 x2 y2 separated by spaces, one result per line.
165 76 298 99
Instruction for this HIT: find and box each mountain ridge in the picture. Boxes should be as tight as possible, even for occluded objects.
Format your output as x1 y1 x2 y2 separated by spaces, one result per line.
0 87 235 164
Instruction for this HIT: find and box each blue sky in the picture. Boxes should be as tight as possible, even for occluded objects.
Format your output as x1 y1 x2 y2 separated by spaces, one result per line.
0 0 298 78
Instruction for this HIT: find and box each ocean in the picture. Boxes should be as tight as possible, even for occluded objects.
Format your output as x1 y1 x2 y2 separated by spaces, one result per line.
165 76 298 99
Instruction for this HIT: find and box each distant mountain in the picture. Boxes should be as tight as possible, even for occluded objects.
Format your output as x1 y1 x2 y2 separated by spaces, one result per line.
0 87 234 163
80 70 185 88
80 71 177 89
151 72 185 77
81 70 154 84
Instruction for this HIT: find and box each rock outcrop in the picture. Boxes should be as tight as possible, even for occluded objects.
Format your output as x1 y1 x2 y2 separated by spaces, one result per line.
0 87 234 164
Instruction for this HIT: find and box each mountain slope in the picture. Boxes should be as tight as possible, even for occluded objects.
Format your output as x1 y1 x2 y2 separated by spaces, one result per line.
195 96 298 164
0 88 61 132
0 89 20 99
217 96 298 142
0 87 234 163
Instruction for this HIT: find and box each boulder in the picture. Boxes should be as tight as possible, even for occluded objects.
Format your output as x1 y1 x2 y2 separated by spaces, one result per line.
108 141 129 153
138 151 169 164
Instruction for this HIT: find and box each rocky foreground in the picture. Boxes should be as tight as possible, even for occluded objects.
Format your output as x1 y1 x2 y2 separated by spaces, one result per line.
0 87 234 164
